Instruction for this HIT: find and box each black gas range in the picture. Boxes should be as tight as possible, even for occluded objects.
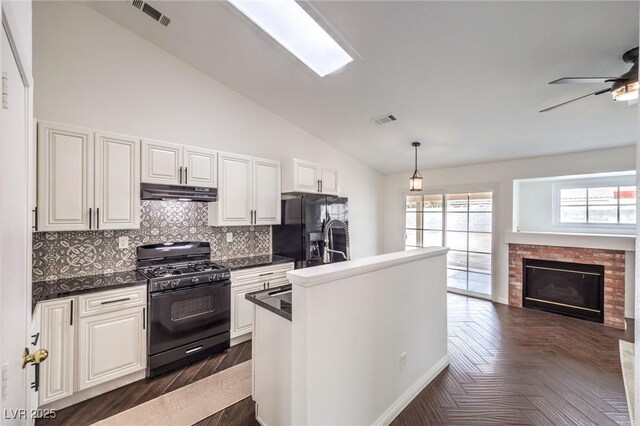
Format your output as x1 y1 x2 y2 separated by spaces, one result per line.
137 242 231 377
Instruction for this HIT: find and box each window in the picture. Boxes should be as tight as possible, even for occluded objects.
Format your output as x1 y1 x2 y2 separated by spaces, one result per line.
405 191 493 297
405 194 444 249
557 182 636 226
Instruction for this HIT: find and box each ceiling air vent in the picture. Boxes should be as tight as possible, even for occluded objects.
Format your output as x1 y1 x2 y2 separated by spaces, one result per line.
371 114 397 125
131 1 171 27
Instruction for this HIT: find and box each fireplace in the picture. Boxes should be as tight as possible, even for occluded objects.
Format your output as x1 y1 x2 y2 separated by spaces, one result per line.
523 258 604 323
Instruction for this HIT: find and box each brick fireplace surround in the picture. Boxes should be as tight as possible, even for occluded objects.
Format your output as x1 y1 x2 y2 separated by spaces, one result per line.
508 244 626 329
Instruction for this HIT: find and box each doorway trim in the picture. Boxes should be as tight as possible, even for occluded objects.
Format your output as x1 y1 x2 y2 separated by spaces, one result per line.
1 4 36 421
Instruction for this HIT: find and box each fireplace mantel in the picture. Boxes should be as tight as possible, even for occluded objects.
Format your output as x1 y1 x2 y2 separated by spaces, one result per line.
503 231 635 252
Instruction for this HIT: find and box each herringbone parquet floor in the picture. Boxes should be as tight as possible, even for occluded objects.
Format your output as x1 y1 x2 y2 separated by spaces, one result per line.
41 293 633 425
393 293 634 425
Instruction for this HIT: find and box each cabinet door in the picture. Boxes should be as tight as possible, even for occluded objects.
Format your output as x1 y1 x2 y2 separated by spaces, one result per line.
292 159 320 193
95 132 140 230
37 122 93 231
77 307 145 391
320 167 340 195
40 298 74 406
184 147 217 188
213 153 252 225
231 282 266 338
252 159 281 225
141 139 182 185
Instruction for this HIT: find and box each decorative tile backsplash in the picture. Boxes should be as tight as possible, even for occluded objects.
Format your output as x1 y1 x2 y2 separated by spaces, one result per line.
33 201 271 281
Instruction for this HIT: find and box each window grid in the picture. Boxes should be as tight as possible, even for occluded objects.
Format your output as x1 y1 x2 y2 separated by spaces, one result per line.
405 192 492 296
559 185 635 225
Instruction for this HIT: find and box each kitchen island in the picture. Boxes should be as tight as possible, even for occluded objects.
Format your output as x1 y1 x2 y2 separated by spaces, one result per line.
246 247 449 426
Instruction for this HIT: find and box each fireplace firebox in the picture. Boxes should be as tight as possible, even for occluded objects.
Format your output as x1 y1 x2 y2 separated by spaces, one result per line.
523 258 604 323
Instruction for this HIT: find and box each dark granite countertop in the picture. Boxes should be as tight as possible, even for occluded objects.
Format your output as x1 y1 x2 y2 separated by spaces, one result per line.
32 270 147 311
217 254 295 271
245 284 292 321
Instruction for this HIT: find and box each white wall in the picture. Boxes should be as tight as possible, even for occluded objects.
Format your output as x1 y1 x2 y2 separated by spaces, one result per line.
380 146 637 306
32 2 381 258
289 249 449 425
516 173 635 235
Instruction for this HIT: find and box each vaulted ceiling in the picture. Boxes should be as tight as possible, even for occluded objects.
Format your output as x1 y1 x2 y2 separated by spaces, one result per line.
87 1 639 174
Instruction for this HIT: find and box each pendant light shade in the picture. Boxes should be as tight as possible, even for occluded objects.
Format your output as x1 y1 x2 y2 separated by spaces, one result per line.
409 142 422 191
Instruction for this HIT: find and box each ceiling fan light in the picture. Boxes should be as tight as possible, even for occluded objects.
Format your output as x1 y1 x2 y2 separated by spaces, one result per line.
611 80 639 101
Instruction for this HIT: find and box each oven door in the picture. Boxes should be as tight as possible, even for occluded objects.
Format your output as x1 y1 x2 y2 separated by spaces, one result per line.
149 280 231 356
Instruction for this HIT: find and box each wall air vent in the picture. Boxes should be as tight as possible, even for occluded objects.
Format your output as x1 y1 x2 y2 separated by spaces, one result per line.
371 114 397 125
131 1 171 27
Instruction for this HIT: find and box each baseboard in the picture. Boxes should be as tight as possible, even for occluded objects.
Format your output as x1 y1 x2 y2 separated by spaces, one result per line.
41 370 145 410
231 333 252 347
373 354 450 426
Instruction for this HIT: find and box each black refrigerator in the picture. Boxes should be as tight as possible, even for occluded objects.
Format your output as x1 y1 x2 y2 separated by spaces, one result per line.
272 193 348 269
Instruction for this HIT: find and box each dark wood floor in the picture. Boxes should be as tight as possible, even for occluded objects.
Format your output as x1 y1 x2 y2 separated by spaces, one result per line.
38 340 256 426
394 293 633 425
41 293 633 425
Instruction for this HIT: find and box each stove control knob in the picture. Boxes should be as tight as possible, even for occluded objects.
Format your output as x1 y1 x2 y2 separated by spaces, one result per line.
172 280 180 287
191 277 199 284
208 274 214 281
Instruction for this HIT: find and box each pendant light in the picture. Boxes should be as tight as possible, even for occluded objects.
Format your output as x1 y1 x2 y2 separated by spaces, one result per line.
409 141 423 191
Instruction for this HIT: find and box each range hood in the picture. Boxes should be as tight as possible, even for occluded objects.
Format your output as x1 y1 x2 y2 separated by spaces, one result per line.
140 183 217 202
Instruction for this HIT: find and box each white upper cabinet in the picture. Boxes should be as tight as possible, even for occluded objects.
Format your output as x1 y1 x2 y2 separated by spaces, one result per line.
184 147 217 188
37 123 94 231
37 122 141 232
95 132 140 230
215 153 252 225
253 159 281 225
142 140 217 188
209 154 281 226
282 158 340 195
141 139 182 185
320 167 339 195
292 159 319 193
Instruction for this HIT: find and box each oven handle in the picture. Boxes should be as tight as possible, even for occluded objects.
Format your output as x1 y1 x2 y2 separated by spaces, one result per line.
149 280 231 298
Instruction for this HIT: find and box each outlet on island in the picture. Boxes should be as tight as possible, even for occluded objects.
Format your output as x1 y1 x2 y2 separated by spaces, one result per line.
118 236 129 249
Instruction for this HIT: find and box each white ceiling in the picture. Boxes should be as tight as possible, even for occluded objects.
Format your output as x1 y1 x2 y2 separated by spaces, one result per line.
86 1 639 174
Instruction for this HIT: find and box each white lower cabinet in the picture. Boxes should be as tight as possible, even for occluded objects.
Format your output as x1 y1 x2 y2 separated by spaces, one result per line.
39 298 74 406
77 306 146 391
231 282 266 338
37 285 147 408
230 263 294 342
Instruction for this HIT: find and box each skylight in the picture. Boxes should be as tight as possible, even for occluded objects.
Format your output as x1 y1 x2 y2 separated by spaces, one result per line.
228 0 353 77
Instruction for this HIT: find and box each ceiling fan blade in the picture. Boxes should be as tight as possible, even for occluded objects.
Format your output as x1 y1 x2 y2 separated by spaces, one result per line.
549 77 622 84
539 88 611 113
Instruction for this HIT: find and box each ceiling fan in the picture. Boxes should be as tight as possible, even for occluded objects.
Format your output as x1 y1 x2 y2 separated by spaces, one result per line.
539 46 638 113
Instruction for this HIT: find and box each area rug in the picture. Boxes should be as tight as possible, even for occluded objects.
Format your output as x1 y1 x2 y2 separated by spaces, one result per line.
93 360 252 426
619 340 635 425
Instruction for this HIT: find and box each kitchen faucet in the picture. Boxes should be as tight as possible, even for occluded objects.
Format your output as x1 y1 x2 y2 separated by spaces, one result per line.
322 219 351 264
